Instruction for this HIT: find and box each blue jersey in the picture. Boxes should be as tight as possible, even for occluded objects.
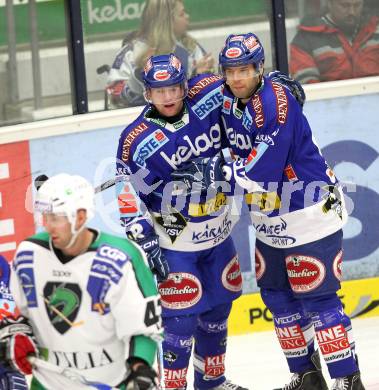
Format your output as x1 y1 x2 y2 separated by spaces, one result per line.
221 76 347 248
0 255 17 321
0 255 25 383
116 74 237 251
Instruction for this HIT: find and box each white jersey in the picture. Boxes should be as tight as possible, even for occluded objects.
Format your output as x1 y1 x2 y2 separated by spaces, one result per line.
10 230 162 390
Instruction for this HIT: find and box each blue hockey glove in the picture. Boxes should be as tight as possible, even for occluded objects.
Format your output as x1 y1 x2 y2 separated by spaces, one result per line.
136 233 169 282
268 70 306 107
171 155 226 194
0 369 28 390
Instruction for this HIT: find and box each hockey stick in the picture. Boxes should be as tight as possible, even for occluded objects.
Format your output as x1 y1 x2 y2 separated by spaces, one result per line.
153 275 165 390
43 296 84 328
35 174 122 195
94 177 120 194
28 356 118 389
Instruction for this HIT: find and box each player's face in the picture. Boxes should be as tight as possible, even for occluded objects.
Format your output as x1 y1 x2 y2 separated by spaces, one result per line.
149 84 185 117
173 2 189 39
42 213 73 249
328 0 363 29
224 64 260 100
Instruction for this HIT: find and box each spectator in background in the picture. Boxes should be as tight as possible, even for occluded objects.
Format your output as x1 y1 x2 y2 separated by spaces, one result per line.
290 0 379 83
107 0 214 108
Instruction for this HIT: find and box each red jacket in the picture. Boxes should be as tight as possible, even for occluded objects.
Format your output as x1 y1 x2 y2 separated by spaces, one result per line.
290 15 379 83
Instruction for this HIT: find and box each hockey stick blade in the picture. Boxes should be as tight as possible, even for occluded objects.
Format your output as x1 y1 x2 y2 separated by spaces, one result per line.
94 178 117 194
94 176 127 194
33 174 123 195
28 356 118 389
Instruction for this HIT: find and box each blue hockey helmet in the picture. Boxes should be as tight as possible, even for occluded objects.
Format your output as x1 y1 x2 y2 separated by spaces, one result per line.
142 53 186 89
219 33 265 71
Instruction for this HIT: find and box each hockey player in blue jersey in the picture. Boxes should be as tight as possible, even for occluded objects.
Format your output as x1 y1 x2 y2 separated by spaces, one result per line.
172 33 365 390
0 254 28 390
116 54 247 390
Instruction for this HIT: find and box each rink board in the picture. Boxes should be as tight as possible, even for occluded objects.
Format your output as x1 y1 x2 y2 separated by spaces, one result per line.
228 276 379 335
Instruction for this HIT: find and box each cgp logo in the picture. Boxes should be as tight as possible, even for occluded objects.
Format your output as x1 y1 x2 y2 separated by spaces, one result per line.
99 245 127 262
285 255 326 293
158 273 202 310
225 47 242 58
154 70 170 81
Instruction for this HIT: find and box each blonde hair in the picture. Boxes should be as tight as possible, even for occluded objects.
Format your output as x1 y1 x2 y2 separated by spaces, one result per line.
136 0 197 68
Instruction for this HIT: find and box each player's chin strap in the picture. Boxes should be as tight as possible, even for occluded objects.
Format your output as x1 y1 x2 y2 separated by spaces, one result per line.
242 64 264 102
63 217 87 250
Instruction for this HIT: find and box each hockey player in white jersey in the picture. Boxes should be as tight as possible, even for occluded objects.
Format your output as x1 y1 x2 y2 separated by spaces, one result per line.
1 173 162 390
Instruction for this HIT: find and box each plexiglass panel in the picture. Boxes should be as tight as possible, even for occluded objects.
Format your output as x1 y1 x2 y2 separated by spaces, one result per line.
81 0 274 111
0 0 72 126
286 0 379 84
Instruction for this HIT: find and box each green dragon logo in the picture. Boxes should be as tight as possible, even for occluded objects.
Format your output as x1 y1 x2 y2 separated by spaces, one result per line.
43 282 83 334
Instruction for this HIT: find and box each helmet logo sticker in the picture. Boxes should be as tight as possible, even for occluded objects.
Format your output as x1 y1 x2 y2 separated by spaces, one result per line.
144 58 153 74
154 70 170 81
225 47 242 59
170 55 182 72
244 36 260 52
230 35 244 42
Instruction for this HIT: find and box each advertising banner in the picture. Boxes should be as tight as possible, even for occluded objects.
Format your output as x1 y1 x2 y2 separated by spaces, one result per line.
0 141 34 261
0 0 265 47
228 276 379 335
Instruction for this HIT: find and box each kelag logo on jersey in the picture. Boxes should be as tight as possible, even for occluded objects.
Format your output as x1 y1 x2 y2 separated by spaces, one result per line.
224 120 252 152
192 86 223 119
160 124 222 169
133 130 169 167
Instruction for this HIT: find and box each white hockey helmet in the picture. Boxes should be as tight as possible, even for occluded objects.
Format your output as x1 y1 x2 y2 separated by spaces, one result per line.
34 173 95 229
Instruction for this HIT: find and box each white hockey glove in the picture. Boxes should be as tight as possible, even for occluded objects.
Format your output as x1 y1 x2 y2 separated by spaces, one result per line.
0 316 39 375
0 369 28 390
119 358 159 390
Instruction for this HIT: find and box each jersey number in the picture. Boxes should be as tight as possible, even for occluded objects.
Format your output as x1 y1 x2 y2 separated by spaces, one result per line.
144 299 161 327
